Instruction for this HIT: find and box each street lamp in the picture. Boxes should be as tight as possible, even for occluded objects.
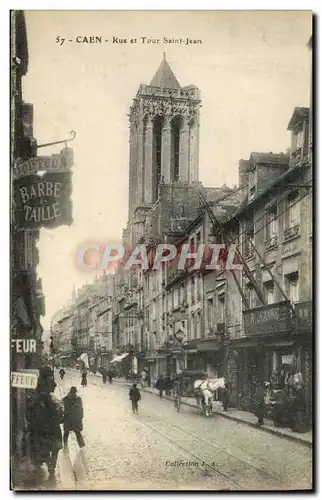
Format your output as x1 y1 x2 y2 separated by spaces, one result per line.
175 329 185 343
174 329 186 373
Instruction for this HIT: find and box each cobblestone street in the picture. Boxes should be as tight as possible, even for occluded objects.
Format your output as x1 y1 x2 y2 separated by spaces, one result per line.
53 371 312 491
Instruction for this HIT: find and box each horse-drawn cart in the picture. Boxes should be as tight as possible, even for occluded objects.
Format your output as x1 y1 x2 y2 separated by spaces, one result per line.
193 377 226 417
180 370 208 397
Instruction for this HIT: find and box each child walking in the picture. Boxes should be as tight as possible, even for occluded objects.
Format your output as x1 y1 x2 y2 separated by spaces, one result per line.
129 383 141 414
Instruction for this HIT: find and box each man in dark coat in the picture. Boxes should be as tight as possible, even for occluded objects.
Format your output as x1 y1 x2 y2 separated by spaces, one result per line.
26 366 63 481
156 374 165 398
254 381 266 426
129 383 141 413
63 387 85 448
81 371 87 387
221 380 230 412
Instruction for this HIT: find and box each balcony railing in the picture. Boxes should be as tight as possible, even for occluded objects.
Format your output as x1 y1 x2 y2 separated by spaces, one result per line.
283 223 300 242
264 235 278 251
243 301 293 336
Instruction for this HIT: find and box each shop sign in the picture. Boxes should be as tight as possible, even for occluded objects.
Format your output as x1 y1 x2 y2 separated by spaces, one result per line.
295 301 312 332
13 148 73 180
282 355 293 364
14 171 73 230
11 369 39 389
13 148 73 231
243 301 292 336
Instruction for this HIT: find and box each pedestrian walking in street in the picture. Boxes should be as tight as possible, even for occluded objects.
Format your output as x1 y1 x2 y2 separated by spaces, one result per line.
107 369 113 384
81 371 87 387
26 366 63 483
156 374 165 398
254 381 266 426
165 374 173 397
59 368 66 380
101 367 107 384
129 383 141 414
173 377 183 413
63 387 85 448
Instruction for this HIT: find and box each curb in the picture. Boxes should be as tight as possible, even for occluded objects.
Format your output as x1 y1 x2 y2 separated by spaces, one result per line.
127 383 312 448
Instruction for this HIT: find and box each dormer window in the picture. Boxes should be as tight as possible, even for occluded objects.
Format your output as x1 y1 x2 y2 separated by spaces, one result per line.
295 129 304 150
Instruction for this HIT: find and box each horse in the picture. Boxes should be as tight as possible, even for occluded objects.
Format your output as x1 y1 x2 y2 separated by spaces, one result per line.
194 378 226 417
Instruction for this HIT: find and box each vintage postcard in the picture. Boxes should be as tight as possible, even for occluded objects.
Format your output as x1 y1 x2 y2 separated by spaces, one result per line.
10 10 313 491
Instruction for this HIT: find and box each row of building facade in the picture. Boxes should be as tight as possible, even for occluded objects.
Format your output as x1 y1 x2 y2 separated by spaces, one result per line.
52 50 312 419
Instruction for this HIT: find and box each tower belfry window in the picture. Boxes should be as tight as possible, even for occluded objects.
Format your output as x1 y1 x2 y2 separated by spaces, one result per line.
171 116 182 182
153 116 163 202
174 126 180 181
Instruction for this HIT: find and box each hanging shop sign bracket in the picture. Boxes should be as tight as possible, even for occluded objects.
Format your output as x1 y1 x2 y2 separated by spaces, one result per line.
36 130 76 150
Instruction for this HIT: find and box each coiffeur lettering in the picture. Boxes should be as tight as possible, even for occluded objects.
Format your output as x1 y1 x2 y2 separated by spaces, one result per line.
19 181 62 222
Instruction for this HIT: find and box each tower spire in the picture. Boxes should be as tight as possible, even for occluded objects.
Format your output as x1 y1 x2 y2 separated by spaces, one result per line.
150 55 180 89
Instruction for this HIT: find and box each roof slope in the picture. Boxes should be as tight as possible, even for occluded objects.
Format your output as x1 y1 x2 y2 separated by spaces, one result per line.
150 54 181 89
250 152 289 166
287 107 310 130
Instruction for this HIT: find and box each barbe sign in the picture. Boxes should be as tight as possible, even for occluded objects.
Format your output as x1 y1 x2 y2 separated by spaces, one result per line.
13 147 73 230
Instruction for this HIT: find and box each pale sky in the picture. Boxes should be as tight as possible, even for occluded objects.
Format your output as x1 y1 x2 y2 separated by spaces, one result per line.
22 10 312 329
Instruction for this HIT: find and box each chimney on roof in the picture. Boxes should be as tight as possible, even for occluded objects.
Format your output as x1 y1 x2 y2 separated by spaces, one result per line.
238 159 249 188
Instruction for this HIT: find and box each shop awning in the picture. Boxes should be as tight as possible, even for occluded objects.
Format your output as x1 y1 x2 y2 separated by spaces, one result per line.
110 353 129 364
232 336 295 349
196 339 221 352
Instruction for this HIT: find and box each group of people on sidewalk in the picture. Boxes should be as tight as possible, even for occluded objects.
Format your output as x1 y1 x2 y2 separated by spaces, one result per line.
25 366 86 485
253 368 308 432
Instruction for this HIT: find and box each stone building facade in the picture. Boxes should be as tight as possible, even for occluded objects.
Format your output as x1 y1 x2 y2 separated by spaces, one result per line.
222 108 312 413
11 11 46 478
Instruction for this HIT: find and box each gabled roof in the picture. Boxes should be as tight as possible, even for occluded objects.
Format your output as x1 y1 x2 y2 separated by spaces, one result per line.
150 53 181 89
249 152 289 168
287 107 310 130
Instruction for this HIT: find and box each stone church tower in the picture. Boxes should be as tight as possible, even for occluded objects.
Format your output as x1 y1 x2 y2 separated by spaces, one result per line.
125 54 201 246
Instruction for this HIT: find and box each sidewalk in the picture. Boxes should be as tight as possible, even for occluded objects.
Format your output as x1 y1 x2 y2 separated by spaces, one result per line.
123 379 313 448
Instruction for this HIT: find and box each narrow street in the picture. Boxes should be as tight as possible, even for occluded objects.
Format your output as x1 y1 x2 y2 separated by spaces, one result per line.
54 371 312 491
